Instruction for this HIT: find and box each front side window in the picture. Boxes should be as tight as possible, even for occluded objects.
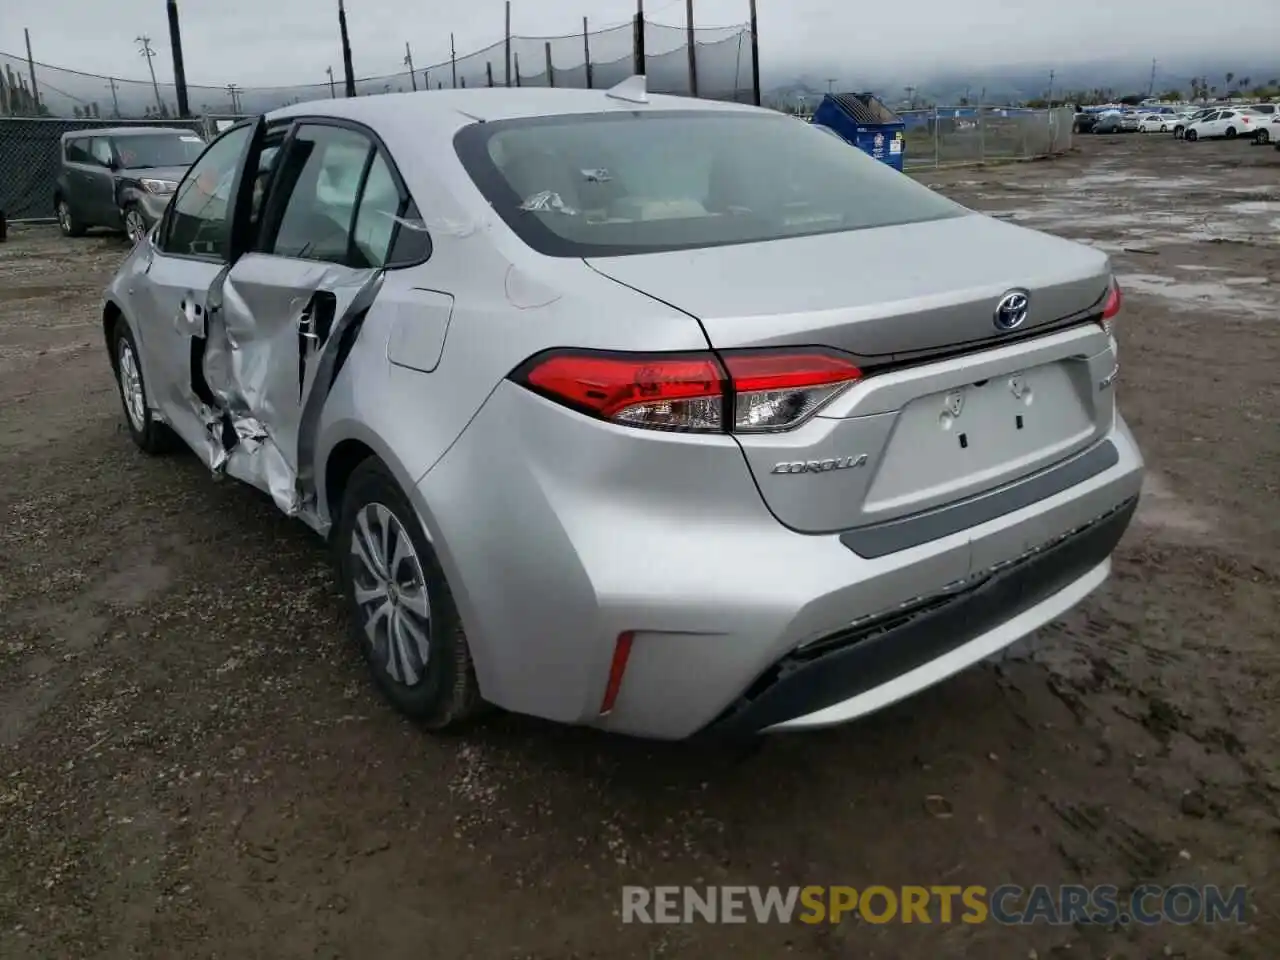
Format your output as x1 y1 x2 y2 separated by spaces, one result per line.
112 133 206 170
161 123 252 258
455 111 963 258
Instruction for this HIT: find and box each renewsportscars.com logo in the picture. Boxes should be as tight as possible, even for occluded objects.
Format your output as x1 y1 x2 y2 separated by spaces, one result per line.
621 885 1249 926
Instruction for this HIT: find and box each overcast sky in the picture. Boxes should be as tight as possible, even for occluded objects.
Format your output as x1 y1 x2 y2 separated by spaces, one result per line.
4 0 1276 89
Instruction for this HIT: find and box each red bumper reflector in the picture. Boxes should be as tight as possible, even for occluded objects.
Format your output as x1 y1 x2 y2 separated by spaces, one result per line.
599 632 635 716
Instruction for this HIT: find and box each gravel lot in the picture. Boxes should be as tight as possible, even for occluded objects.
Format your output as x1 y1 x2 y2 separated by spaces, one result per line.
1 132 1277 959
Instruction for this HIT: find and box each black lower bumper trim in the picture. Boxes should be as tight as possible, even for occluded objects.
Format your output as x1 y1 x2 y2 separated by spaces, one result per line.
698 496 1138 740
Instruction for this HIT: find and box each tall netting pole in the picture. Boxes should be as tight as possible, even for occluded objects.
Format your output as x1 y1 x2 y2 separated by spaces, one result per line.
338 0 357 96
749 0 761 106
633 0 645 77
684 0 698 97
504 1 512 87
166 1 190 117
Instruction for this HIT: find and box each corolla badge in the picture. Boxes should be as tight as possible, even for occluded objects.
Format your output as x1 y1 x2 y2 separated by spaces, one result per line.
993 290 1031 331
771 454 869 475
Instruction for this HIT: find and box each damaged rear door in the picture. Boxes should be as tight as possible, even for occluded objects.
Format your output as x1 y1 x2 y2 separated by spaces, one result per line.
202 121 400 520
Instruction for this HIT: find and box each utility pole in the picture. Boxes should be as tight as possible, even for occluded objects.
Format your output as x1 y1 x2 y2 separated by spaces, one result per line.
748 0 761 106
326 66 336 98
136 36 164 116
166 1 190 118
1047 68 1055 106
226 84 240 113
905 84 916 108
582 17 593 89
108 78 121 117
338 0 357 97
685 0 697 97
450 33 457 88
1147 58 1157 98
825 78 837 94
24 29 40 114
405 42 417 91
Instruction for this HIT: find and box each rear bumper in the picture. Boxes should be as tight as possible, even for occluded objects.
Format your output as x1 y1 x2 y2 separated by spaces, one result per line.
419 379 1145 741
699 496 1135 739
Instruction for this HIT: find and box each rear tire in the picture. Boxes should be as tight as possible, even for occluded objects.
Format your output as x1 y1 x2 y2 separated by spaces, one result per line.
56 197 85 237
335 458 484 731
111 320 178 455
1224 127 1237 139
1185 129 1198 142
1255 130 1270 145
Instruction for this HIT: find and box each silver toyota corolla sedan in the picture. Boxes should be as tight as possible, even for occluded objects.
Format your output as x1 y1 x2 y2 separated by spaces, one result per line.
101 79 1142 740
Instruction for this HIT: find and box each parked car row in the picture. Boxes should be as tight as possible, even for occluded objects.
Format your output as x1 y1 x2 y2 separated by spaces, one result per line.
1075 104 1279 149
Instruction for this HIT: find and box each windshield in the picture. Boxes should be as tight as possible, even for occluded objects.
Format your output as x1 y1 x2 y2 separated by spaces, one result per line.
113 133 206 169
454 110 963 258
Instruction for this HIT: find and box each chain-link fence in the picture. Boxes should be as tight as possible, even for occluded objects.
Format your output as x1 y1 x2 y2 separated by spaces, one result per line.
0 117 206 222
897 106 1074 167
0 19 755 120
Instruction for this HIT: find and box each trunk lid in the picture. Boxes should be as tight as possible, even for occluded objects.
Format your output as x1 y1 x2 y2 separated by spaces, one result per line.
587 215 1118 537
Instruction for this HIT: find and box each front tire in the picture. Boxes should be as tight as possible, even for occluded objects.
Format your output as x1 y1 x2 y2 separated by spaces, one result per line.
56 197 85 237
1255 129 1270 145
335 458 483 730
1185 129 1198 142
111 320 177 454
123 203 149 245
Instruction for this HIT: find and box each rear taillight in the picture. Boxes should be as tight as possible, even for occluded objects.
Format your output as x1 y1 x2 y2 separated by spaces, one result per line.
723 351 862 432
513 348 862 434
1100 277 1122 335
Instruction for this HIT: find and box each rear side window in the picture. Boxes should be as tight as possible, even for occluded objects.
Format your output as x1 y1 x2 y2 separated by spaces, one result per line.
455 111 963 258
264 123 416 269
65 138 91 163
89 138 114 167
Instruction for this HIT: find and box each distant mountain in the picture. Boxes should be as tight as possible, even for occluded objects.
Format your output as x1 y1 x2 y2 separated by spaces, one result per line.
766 57 1280 108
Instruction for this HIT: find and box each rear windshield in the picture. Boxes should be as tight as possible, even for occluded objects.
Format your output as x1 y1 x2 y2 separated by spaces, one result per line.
454 111 963 257
113 133 206 169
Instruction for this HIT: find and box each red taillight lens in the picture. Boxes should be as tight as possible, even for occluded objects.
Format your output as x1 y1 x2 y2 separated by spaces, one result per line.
723 351 862 433
513 348 862 433
1100 277 1122 334
1102 278 1122 319
519 351 726 432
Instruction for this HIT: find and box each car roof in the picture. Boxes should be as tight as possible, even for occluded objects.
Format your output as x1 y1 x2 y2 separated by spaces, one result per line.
266 86 764 128
60 126 196 141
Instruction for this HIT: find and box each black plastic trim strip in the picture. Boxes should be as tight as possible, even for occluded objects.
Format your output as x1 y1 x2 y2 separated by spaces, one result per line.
841 439 1119 559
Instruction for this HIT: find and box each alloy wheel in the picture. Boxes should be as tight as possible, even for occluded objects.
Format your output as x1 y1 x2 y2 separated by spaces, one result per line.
125 209 147 245
349 502 432 686
117 338 146 432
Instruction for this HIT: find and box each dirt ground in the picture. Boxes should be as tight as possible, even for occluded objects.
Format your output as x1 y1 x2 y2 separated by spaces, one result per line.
1 132 1277 960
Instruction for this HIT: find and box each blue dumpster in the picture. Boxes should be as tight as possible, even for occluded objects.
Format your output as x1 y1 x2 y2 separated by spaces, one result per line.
811 92 906 171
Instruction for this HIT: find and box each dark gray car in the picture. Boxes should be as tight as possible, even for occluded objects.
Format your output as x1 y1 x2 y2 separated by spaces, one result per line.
54 127 206 243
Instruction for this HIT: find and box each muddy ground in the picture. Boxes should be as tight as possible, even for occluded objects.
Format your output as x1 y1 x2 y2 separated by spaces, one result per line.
1 132 1277 959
